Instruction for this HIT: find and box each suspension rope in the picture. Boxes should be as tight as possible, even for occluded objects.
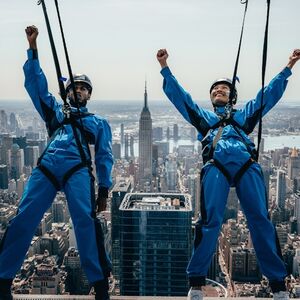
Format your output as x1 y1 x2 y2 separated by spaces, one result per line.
37 0 67 105
53 0 80 112
256 0 271 159
37 0 91 163
53 0 91 156
229 0 249 107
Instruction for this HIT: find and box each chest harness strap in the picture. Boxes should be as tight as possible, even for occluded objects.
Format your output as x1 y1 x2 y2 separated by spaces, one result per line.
207 118 255 186
36 113 94 190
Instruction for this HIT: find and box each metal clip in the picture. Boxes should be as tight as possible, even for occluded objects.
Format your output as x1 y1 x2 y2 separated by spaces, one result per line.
224 104 233 120
62 104 71 119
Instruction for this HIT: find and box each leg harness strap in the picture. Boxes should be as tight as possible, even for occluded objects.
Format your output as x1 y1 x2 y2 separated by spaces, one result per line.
233 158 255 185
37 162 94 191
209 158 254 186
37 164 60 190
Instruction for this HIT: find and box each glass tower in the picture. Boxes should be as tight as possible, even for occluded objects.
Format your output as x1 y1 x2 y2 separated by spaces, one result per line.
119 192 192 296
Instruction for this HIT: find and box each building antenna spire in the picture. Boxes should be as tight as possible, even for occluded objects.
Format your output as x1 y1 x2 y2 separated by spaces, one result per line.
144 75 148 109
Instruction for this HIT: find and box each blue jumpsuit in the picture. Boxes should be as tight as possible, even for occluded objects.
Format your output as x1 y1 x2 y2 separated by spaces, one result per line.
0 49 114 284
160 66 292 289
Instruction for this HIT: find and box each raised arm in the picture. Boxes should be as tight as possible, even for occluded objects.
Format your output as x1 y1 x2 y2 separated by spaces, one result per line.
236 49 300 134
157 49 218 138
23 25 63 126
287 49 300 70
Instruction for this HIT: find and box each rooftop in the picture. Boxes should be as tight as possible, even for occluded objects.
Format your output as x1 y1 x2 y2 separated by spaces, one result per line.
12 297 188 300
119 192 192 211
11 297 296 300
112 180 132 193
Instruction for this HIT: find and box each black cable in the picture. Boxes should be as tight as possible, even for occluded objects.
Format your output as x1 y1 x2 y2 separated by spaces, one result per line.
53 0 92 162
37 0 67 104
53 0 80 110
37 0 91 163
229 0 249 106
256 0 271 159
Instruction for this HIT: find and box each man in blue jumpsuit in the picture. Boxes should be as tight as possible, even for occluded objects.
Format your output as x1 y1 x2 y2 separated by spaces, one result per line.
0 26 113 300
157 48 300 300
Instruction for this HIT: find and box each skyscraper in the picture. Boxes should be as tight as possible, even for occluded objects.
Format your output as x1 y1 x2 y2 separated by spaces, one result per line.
119 192 192 296
130 135 135 158
138 81 152 189
124 133 129 160
111 178 132 279
25 145 40 167
288 148 300 181
186 172 200 218
0 164 8 189
152 127 163 141
260 154 272 200
0 110 8 132
0 134 13 165
52 197 68 223
63 247 90 294
276 169 286 210
120 123 125 145
10 143 24 180
9 112 17 132
166 154 177 191
173 124 179 141
294 193 300 233
112 142 121 160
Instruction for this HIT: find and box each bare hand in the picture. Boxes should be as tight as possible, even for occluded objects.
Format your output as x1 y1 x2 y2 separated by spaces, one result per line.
287 49 300 69
25 25 38 49
157 49 169 68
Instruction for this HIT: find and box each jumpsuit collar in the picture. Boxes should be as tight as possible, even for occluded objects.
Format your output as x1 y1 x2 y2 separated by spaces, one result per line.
215 106 227 118
70 106 88 113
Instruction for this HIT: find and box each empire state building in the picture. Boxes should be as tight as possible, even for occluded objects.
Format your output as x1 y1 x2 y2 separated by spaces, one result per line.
138 81 152 188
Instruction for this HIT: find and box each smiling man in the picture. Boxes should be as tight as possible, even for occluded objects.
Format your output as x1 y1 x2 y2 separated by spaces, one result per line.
0 26 113 300
157 48 300 300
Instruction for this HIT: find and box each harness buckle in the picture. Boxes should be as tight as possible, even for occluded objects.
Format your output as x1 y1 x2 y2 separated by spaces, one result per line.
224 104 233 120
62 103 71 119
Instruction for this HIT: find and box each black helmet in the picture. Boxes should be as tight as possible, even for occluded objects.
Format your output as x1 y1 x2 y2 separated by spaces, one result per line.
210 78 237 105
66 74 93 94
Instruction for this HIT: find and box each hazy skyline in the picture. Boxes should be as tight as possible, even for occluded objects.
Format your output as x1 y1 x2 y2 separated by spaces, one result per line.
0 0 299 103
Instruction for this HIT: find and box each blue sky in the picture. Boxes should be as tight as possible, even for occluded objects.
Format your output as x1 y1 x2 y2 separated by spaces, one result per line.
0 0 299 103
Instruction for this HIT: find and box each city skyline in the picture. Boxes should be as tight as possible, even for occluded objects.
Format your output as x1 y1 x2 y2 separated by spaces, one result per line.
0 89 300 296
0 0 300 102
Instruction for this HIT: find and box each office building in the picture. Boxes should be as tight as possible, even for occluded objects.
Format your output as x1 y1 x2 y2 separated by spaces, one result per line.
119 192 192 296
138 81 152 188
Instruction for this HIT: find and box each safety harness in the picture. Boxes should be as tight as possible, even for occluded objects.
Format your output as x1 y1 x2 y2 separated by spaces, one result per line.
36 112 95 190
37 0 94 190
203 112 257 186
204 0 271 184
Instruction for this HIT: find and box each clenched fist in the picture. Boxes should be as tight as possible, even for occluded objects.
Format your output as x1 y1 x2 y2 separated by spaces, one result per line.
157 48 169 69
287 49 300 69
25 25 39 50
